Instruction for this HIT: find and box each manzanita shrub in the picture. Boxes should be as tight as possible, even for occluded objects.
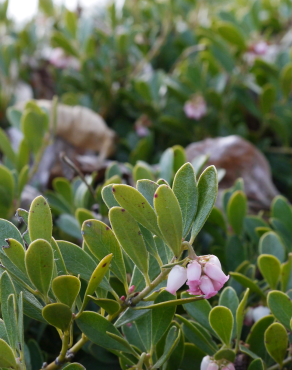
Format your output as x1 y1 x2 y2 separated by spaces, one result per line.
1 162 292 370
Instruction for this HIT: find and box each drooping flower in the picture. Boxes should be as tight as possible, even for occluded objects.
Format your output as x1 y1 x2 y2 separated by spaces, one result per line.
201 356 211 370
199 275 217 299
184 94 207 120
166 265 187 295
187 260 201 284
207 364 219 370
203 263 229 288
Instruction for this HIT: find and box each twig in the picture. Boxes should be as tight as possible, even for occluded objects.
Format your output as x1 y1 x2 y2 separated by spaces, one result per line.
267 356 292 370
59 152 95 199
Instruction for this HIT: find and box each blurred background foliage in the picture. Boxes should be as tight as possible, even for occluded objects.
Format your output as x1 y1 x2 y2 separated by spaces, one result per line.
1 0 292 198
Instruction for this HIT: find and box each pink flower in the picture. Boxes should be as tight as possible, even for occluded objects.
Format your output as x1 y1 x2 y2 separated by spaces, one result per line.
187 260 201 284
199 276 217 299
207 363 219 370
136 125 150 137
49 48 80 70
208 255 221 268
222 363 235 370
203 263 229 287
201 356 211 370
166 265 187 295
252 41 269 55
184 95 207 120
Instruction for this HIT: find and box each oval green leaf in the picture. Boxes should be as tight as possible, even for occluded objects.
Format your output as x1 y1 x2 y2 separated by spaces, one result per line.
264 323 288 366
42 303 72 331
227 190 247 235
258 254 280 289
28 195 52 243
3 238 26 274
0 338 17 369
52 275 81 308
268 291 292 329
25 239 54 297
209 306 233 346
154 184 183 257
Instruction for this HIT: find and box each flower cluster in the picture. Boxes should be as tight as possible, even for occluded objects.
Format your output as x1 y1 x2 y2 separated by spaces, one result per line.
201 356 235 370
166 255 229 298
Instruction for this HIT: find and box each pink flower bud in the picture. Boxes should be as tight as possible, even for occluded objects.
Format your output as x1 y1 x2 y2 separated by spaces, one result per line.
129 285 135 294
166 265 187 295
199 276 217 299
207 363 219 370
208 255 221 268
252 306 270 322
187 261 201 284
200 356 211 370
203 263 229 286
222 363 235 370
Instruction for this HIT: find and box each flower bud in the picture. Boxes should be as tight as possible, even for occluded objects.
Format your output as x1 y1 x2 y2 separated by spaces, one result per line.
187 260 201 284
203 263 229 286
128 285 135 294
166 265 187 295
207 363 219 370
200 356 211 370
252 306 270 322
199 276 217 299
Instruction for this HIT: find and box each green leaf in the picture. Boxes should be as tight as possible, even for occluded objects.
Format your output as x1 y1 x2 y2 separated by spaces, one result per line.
25 239 54 297
226 235 246 271
82 219 127 286
217 22 246 50
105 162 122 180
227 190 247 235
214 348 236 363
258 254 281 289
0 219 23 247
112 184 161 237
268 291 292 329
246 315 275 360
0 320 8 344
17 164 29 198
17 138 30 173
57 240 112 292
0 339 17 369
62 364 86 370
42 303 72 331
134 312 152 351
236 288 249 344
280 63 292 99
230 272 265 299
152 326 180 369
52 275 81 308
75 208 94 227
18 293 24 360
52 177 73 206
3 238 26 274
7 294 18 351
191 155 209 176
248 359 264 370
139 223 159 260
166 323 185 370
159 148 174 185
154 184 183 257
264 323 288 366
137 179 159 209
173 163 198 237
176 314 217 355
259 231 285 263
88 297 120 315
28 195 52 243
209 306 233 346
27 339 44 369
133 162 155 182
260 84 276 114
65 10 77 38
77 311 132 352
56 214 82 239
0 164 14 219
0 127 15 164
114 301 154 328
102 184 120 209
180 343 205 370
173 145 187 173
79 254 113 315
219 287 239 338
51 237 67 276
271 195 292 231
181 292 214 334
191 166 218 240
21 108 48 154
109 207 149 277
152 290 176 345
0 272 16 349
281 253 292 292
